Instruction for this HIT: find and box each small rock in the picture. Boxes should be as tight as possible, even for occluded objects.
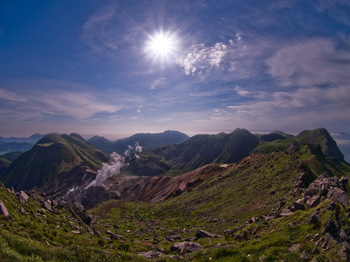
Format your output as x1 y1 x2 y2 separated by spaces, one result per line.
166 234 182 241
234 234 243 241
292 202 305 211
42 201 54 212
138 251 163 259
338 242 350 261
0 200 9 217
19 206 27 215
249 217 259 223
300 250 308 261
340 176 348 188
170 241 203 254
323 219 339 238
288 243 300 252
339 229 349 242
280 208 294 216
0 182 5 188
156 247 165 252
71 230 80 234
306 195 321 208
20 191 29 203
106 230 124 240
309 211 320 225
195 229 221 239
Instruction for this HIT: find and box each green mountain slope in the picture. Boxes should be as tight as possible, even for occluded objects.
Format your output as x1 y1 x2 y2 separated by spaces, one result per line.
129 128 260 176
88 130 190 155
87 136 115 155
113 130 190 154
0 133 108 193
295 128 345 161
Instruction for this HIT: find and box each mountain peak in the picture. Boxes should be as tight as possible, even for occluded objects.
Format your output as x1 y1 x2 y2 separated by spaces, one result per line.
296 128 344 161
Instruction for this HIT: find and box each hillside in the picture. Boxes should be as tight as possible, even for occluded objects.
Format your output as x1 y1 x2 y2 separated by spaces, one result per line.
0 133 108 196
128 128 259 176
87 136 115 155
127 128 346 176
1 143 350 261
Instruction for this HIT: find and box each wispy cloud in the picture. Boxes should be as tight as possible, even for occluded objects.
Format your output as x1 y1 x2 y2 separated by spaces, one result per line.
267 38 350 88
150 77 166 90
0 80 125 124
81 5 145 57
0 88 27 102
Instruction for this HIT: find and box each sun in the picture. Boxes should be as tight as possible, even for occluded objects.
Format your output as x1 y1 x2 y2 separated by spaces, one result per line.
145 31 178 62
149 34 173 56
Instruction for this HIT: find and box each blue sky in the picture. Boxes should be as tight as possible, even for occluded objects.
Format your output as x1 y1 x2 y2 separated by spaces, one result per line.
1 0 350 139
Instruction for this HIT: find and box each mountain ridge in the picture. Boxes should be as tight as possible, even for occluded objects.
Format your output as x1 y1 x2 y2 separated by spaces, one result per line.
88 130 189 154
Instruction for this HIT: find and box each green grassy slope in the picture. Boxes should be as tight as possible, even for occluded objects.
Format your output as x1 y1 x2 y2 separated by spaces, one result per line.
90 147 350 261
0 185 140 262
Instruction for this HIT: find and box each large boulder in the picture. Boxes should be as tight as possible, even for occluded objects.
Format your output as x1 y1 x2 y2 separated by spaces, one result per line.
327 188 349 207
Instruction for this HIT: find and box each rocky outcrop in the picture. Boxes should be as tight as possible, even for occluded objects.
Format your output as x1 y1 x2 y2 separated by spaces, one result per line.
304 173 349 207
69 202 92 225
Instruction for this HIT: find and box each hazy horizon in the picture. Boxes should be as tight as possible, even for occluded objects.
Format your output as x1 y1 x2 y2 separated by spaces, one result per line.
1 1 350 138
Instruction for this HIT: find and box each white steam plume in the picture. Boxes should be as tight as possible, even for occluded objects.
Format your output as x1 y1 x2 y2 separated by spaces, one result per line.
86 152 124 189
85 142 143 189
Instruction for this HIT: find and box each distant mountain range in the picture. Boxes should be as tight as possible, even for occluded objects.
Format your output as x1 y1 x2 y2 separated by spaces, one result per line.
1 127 347 200
0 133 44 155
88 130 190 154
128 128 347 176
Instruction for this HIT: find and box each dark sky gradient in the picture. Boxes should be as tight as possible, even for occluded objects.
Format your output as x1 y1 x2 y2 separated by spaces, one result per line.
1 0 350 139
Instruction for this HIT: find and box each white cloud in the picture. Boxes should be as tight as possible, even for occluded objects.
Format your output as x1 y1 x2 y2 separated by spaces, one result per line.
0 80 125 124
267 38 350 88
234 86 250 97
227 85 350 122
150 77 166 90
177 41 229 77
0 88 27 102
